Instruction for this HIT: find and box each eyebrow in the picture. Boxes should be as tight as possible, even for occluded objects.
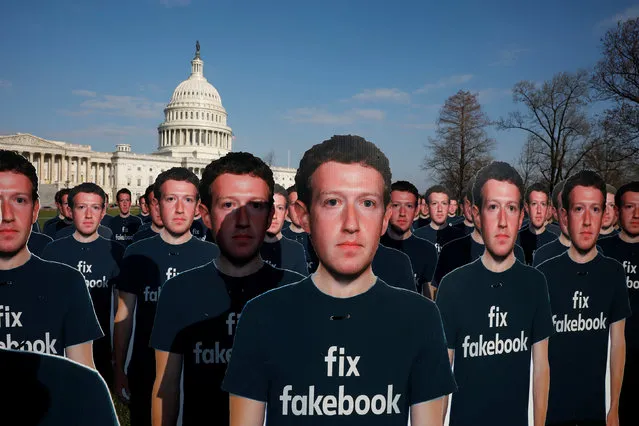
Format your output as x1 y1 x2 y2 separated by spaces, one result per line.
318 191 382 198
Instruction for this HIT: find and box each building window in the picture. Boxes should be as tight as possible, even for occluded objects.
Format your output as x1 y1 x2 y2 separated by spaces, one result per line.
137 179 141 186
137 167 141 171
190 112 193 119
196 112 199 119
127 180 131 186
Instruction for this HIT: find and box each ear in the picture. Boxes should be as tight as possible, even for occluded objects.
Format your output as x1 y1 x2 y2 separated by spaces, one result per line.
518 207 524 229
524 202 530 216
560 206 569 231
31 199 40 225
265 204 274 230
380 204 392 236
293 200 311 234
472 204 481 229
199 203 213 230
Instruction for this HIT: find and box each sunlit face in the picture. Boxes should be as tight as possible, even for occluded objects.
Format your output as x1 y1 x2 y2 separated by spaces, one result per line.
449 199 458 216
148 192 163 227
0 172 39 256
72 192 105 237
117 193 131 216
287 191 300 227
428 192 449 226
201 173 273 265
618 191 639 238
474 179 523 259
602 193 617 229
60 194 72 220
296 162 390 279
139 196 149 215
389 190 417 234
267 193 288 236
158 180 199 237
525 191 549 229
562 186 603 253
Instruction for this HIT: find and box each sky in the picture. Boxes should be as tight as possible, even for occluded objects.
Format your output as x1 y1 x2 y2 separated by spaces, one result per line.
0 0 637 192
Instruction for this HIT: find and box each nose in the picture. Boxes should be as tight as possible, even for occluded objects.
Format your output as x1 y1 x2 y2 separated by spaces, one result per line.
583 208 591 226
236 205 249 227
342 201 359 233
0 199 15 224
175 197 184 213
497 205 508 227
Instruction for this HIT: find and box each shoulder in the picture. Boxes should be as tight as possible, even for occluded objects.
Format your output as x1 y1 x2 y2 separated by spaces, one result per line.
536 251 566 272
31 255 85 284
441 234 468 252
513 260 547 283
31 232 53 243
243 277 311 313
162 261 217 293
263 263 305 285
438 259 478 292
411 235 437 252
599 254 625 274
280 236 305 251
124 235 159 256
189 237 220 255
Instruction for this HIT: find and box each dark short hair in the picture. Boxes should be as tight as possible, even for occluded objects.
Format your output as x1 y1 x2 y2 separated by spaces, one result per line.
116 188 131 202
295 135 391 209
525 182 549 204
199 152 274 209
606 184 617 196
273 184 288 206
0 151 39 201
561 170 606 211
552 180 566 209
68 183 106 209
154 167 200 201
143 185 154 204
615 181 639 208
473 161 524 209
391 180 419 203
286 185 296 195
425 185 449 204
55 188 70 205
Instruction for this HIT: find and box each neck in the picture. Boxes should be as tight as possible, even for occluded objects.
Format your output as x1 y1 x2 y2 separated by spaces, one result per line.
430 221 446 231
312 264 376 298
568 245 598 264
386 227 411 240
58 214 65 220
160 228 192 245
464 219 473 227
151 223 163 233
558 233 571 247
264 232 283 243
120 213 130 218
288 223 305 233
0 246 31 270
481 250 516 273
528 223 546 235
419 213 429 219
620 230 639 244
140 212 149 217
599 226 614 235
73 230 99 243
448 213 456 218
214 254 263 277
471 228 484 244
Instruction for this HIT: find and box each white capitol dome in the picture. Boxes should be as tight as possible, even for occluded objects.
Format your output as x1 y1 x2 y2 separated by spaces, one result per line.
156 42 233 161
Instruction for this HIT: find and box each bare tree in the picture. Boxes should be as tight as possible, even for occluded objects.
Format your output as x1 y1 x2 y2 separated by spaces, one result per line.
263 150 276 167
496 71 593 191
514 135 542 189
422 90 494 199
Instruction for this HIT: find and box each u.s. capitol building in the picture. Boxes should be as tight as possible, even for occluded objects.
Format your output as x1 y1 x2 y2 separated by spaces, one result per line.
0 43 296 204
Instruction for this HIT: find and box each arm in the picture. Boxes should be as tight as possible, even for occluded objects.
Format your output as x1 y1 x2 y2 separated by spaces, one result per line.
429 284 437 300
229 395 265 426
441 349 454 424
411 397 445 426
113 290 136 400
608 319 626 426
532 338 550 426
66 341 95 369
152 350 182 426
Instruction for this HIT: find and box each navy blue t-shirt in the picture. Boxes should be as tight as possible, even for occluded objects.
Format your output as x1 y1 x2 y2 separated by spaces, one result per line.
380 233 437 295
432 234 525 288
27 232 53 257
222 277 457 426
373 244 416 293
452 221 474 236
281 227 316 272
546 222 561 236
598 235 639 349
132 224 160 242
0 255 103 356
190 217 208 241
537 253 631 423
151 262 304 425
108 215 142 246
43 216 73 239
413 224 465 254
436 259 554 426
116 235 219 377
516 227 557 265
0 349 119 426
32 221 41 233
100 215 112 226
446 215 464 226
136 213 152 224
54 224 113 240
412 216 430 229
260 237 309 276
598 228 620 240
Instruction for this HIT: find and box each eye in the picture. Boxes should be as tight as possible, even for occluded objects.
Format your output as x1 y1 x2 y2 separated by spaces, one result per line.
362 199 375 208
222 202 233 209
251 201 265 209
324 199 339 207
509 205 516 212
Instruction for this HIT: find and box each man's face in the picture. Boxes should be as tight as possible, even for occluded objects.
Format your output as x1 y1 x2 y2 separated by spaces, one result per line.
267 193 287 236
474 179 523 259
287 191 300 227
420 198 429 217
449 199 458 216
602 193 617 229
428 192 449 226
563 186 603 253
139 196 149 215
148 192 163 227
117 193 131 215
0 172 39 256
389 191 417 234
158 180 199 237
201 173 273 264
72 192 105 236
60 194 72 220
463 196 473 223
296 162 391 278
619 191 639 238
525 191 549 229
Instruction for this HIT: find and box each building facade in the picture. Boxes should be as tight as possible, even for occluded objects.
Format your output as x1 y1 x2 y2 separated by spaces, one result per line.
0 43 296 205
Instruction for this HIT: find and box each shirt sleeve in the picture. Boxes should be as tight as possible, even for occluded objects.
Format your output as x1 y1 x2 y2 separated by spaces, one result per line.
531 271 554 344
221 299 269 402
435 276 458 350
609 261 632 324
409 302 457 404
149 278 185 354
63 268 104 347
